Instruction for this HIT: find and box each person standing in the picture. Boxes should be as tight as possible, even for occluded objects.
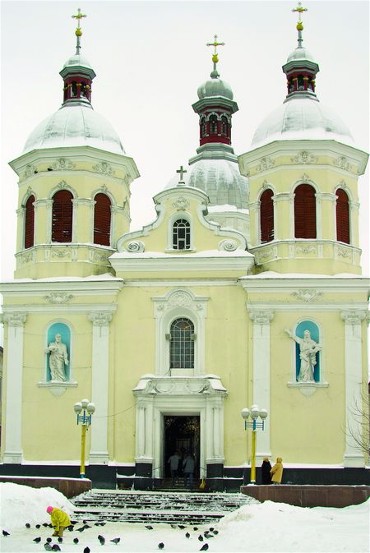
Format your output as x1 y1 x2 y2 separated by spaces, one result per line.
183 452 195 490
270 457 284 484
168 450 181 484
46 506 71 537
261 457 272 484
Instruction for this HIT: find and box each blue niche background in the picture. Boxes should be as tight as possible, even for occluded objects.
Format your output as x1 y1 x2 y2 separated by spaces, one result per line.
46 323 71 381
295 321 320 382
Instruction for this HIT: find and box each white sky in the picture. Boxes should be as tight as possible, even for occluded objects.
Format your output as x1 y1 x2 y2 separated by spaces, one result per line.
1 0 369 282
1 482 369 552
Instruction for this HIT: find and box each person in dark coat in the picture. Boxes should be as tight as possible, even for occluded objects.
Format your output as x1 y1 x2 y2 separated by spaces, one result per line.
261 457 272 484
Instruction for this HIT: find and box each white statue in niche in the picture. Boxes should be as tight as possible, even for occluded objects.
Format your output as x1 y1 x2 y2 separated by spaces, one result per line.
285 328 321 383
45 333 69 381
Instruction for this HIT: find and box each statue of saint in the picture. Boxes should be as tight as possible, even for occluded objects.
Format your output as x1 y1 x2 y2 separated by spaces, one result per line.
46 333 69 381
285 328 321 382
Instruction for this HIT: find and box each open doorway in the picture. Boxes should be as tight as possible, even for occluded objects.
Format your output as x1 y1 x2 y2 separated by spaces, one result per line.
163 415 200 478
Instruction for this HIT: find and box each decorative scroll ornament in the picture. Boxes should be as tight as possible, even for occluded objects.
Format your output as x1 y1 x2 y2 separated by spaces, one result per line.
291 151 318 164
334 156 351 172
255 157 275 173
126 241 145 253
296 245 317 255
24 164 37 178
52 158 75 170
88 311 113 326
44 292 73 304
3 312 27 326
291 289 322 303
340 310 367 325
172 196 190 211
92 161 114 175
248 310 274 325
218 239 238 252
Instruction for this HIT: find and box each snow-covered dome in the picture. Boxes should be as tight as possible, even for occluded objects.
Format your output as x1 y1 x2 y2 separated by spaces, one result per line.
286 46 315 63
166 158 248 210
62 53 94 71
251 96 354 148
197 77 234 101
23 104 125 155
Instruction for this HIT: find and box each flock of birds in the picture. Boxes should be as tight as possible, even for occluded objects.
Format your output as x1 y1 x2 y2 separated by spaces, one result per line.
2 520 219 551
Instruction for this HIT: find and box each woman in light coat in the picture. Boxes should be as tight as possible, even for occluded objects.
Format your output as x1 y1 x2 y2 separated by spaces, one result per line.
270 457 283 484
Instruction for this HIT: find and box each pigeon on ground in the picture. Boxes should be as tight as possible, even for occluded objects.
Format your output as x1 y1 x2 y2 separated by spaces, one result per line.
83 548 90 553
198 535 204 541
98 534 105 545
25 523 31 528
76 527 85 532
170 524 177 529
193 527 198 531
185 532 191 539
73 537 79 544
46 537 52 543
33 537 42 543
43 523 49 527
209 528 214 532
178 525 186 529
51 545 61 551
36 524 41 529
110 537 121 545
213 530 218 535
2 530 10 537
44 544 52 552
58 537 63 543
145 525 153 530
158 543 165 550
200 544 209 551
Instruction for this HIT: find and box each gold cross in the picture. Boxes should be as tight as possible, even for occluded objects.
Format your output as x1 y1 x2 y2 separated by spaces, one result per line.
206 34 225 56
292 2 307 21
72 8 87 26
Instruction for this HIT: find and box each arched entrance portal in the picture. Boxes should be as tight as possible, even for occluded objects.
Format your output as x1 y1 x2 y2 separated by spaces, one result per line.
164 415 200 478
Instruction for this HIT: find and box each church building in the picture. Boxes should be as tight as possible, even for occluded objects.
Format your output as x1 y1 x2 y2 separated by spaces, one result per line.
0 4 369 488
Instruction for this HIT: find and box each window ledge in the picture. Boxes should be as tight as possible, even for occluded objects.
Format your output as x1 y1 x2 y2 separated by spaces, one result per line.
287 381 328 396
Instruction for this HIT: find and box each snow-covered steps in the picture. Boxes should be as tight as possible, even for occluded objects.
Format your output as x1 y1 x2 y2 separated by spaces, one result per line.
71 489 255 525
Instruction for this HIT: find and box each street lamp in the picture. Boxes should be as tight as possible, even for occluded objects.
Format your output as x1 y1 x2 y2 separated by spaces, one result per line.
241 404 268 484
74 398 95 478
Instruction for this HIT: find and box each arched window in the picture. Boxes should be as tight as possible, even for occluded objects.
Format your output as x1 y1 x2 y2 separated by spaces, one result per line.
173 219 190 250
200 116 206 138
294 184 316 239
52 190 73 242
170 318 194 369
221 115 229 137
209 114 217 134
94 193 111 246
336 188 350 244
260 188 274 243
24 195 35 249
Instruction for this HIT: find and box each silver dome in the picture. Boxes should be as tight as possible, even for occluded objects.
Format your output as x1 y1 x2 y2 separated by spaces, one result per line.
197 77 234 100
23 104 125 154
62 53 93 71
286 46 315 63
251 96 354 148
166 158 248 209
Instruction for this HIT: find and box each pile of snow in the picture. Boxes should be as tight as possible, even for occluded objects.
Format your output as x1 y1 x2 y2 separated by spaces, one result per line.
1 482 369 552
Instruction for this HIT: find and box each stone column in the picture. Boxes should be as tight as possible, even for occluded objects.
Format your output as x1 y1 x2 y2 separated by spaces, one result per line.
88 311 113 464
2 312 27 463
341 309 367 467
248 309 274 463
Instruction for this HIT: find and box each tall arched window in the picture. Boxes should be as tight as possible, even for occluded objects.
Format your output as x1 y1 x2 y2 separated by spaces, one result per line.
170 318 194 369
52 190 73 242
336 188 350 244
209 114 218 134
173 219 190 250
260 188 274 243
294 183 316 239
94 193 111 246
221 115 229 137
24 195 35 249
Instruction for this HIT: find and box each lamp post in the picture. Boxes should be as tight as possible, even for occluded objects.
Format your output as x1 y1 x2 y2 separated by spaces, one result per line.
74 398 95 478
241 404 268 484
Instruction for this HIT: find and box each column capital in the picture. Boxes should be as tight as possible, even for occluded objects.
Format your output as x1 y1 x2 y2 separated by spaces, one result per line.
340 310 367 325
88 311 113 326
2 312 27 326
248 309 274 325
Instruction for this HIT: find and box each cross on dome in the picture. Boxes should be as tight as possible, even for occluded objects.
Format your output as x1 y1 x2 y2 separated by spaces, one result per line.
72 8 87 54
292 2 307 48
206 34 225 78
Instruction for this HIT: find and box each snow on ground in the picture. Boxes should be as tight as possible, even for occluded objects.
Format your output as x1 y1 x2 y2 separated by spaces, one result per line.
0 483 369 553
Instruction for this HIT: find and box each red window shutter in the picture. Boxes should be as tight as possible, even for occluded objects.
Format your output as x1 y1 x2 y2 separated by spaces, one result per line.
94 193 111 246
294 184 316 238
24 195 35 249
52 190 73 242
336 188 350 244
260 188 274 242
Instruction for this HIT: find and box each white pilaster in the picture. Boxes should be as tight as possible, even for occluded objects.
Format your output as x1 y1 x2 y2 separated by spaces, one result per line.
341 310 367 467
88 311 112 464
2 312 27 463
248 309 274 462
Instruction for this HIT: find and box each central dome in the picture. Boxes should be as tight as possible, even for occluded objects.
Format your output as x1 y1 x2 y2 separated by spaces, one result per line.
197 77 234 100
23 104 125 155
251 96 354 148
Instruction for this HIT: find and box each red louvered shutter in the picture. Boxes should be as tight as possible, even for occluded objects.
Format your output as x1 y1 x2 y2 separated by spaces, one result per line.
294 184 316 238
336 188 350 244
52 190 73 242
260 188 274 243
24 195 35 249
94 193 111 246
